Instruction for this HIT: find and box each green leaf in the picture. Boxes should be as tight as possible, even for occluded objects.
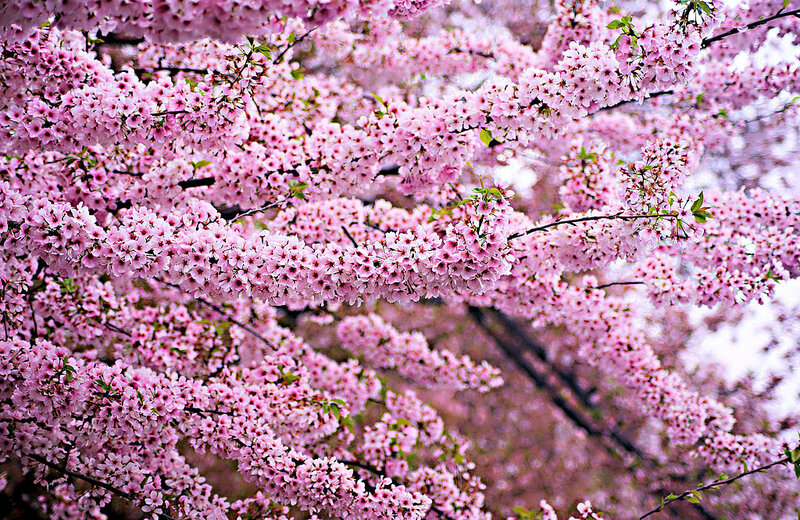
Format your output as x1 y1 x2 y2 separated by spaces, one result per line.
192 160 211 169
513 506 530 517
479 129 493 147
784 0 791 8
256 44 272 59
791 447 800 463
691 192 704 212
281 370 300 384
607 20 623 29
290 68 304 80
58 278 78 294
686 491 702 504
214 321 231 335
289 180 309 200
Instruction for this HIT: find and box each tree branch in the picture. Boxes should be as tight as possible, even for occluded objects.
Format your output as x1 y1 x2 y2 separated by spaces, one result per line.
638 456 793 519
154 278 278 351
468 307 720 520
507 212 676 240
24 453 133 500
177 177 215 189
340 460 458 520
701 7 800 48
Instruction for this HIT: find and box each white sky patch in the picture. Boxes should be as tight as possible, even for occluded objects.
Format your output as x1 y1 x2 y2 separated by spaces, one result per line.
684 279 800 421
491 156 538 193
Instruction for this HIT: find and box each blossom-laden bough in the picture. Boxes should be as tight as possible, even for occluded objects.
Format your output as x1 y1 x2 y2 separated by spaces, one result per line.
2 0 800 519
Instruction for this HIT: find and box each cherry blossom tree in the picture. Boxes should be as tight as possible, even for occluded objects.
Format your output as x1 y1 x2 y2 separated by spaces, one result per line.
1 0 800 519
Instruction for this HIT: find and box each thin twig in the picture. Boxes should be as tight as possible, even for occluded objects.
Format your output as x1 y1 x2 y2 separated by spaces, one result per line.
177 177 215 189
508 212 677 240
594 281 646 290
447 47 495 59
154 279 277 351
152 110 189 117
25 453 132 499
230 201 281 222
341 226 359 247
701 7 800 48
339 460 459 520
638 456 791 519
272 28 317 65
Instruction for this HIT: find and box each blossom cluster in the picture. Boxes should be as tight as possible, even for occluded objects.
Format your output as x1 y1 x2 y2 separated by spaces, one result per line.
0 0 447 42
3 0 800 518
337 313 503 391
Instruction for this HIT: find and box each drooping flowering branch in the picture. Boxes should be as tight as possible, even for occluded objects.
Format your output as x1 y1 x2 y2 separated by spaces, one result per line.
2 0 800 518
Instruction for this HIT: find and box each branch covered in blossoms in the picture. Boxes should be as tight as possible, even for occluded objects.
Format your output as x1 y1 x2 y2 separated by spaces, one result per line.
2 0 800 518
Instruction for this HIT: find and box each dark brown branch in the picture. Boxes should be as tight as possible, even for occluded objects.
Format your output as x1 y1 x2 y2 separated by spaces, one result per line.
701 7 800 48
154 279 277 351
639 456 792 519
487 309 597 412
447 47 495 59
134 66 212 75
272 28 317 65
95 33 145 46
25 453 132 500
217 204 245 220
507 212 677 240
341 226 359 247
468 307 609 441
229 201 282 222
600 90 674 112
340 460 458 520
177 177 215 189
377 164 401 176
469 307 720 520
152 110 189 117
185 406 230 416
594 281 646 290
